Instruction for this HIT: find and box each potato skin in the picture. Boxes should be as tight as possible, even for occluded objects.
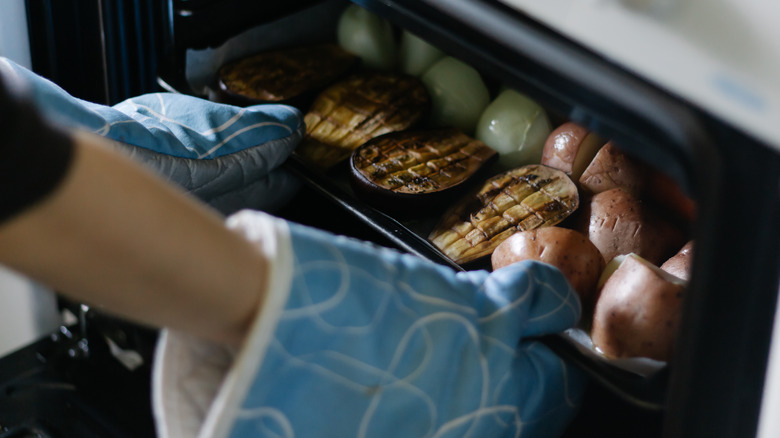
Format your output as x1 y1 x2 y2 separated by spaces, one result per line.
541 122 605 181
578 142 648 196
591 254 685 361
577 187 686 266
492 227 605 309
660 240 694 281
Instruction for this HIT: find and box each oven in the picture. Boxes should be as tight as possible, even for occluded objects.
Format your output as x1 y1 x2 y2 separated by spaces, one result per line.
2 0 779 437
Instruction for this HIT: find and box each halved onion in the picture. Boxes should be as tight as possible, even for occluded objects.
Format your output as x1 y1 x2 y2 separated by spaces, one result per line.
336 5 397 70
421 56 490 135
398 30 445 76
475 89 552 169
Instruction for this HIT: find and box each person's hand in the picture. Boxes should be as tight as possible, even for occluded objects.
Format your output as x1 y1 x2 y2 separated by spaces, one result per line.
0 57 304 214
155 211 586 438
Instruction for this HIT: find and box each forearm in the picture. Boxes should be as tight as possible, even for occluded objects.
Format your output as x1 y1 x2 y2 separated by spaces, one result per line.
0 130 268 345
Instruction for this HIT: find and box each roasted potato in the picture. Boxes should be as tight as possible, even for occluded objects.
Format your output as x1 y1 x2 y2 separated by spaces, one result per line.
660 240 694 281
591 253 686 361
492 227 605 310
541 122 605 182
578 142 648 196
576 187 686 266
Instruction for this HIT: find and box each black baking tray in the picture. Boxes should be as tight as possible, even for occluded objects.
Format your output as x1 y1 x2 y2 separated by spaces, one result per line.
283 153 670 411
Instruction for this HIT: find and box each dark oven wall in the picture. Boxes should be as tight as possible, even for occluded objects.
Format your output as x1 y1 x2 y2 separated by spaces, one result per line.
24 0 335 105
25 0 169 105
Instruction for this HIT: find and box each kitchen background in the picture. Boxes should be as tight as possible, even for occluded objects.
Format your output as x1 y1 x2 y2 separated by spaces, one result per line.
0 0 63 358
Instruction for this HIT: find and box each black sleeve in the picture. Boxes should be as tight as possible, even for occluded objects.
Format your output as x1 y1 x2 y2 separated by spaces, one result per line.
0 73 75 224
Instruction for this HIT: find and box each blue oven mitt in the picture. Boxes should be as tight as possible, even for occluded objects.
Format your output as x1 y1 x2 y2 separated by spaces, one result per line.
0 57 304 214
154 211 586 438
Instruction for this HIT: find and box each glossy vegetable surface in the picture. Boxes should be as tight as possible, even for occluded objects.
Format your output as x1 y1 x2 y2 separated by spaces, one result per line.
296 72 430 169
399 30 445 76
541 121 604 181
217 44 358 107
476 89 552 169
337 4 397 70
592 253 686 361
421 57 490 135
492 227 605 309
429 164 579 265
576 187 686 265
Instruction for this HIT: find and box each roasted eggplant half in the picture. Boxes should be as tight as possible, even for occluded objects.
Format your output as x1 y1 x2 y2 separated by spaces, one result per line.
349 128 497 214
216 43 359 108
429 164 579 265
295 72 430 170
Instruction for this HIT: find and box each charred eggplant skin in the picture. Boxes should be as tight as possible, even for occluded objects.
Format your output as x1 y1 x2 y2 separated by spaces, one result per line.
295 72 430 170
216 43 359 108
429 164 579 265
349 128 497 214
